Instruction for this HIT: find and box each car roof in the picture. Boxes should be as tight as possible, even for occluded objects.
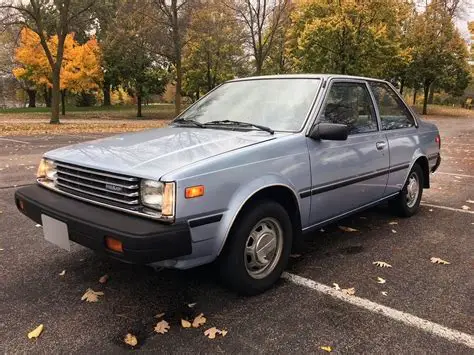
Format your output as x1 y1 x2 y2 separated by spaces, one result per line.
227 74 388 83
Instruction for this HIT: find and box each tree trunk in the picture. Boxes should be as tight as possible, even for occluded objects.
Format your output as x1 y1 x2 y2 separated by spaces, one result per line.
400 79 405 95
255 57 262 76
413 89 417 105
44 87 52 107
428 83 435 104
50 68 61 124
103 83 111 106
26 89 36 108
422 83 430 115
61 90 66 116
137 89 142 118
175 59 182 116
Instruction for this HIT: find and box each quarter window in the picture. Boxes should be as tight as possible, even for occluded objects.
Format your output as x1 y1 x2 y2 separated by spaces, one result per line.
369 82 415 130
320 82 378 135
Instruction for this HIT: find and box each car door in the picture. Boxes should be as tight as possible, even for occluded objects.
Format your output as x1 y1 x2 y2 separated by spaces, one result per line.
305 79 390 226
368 81 418 196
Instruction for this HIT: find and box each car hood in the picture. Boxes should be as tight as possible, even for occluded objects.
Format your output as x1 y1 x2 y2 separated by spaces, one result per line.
45 127 277 179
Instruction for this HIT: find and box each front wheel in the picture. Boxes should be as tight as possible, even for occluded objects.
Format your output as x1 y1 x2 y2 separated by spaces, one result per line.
218 200 293 296
389 164 424 217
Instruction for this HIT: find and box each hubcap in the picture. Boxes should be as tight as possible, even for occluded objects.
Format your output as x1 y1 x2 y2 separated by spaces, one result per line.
406 173 419 208
244 217 283 279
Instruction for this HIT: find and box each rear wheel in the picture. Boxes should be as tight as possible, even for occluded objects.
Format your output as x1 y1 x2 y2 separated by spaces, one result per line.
218 200 292 296
389 164 424 217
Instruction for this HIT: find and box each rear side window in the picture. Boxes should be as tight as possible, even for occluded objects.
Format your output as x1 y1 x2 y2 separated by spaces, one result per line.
320 82 378 135
369 82 415 130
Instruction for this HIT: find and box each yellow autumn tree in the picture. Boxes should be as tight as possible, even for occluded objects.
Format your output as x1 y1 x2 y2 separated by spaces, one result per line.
13 28 103 113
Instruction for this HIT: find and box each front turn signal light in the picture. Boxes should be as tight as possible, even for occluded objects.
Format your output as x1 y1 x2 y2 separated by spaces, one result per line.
185 185 205 199
105 237 123 253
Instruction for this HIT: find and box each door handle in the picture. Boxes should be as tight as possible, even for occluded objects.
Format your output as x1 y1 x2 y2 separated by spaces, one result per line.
376 141 386 150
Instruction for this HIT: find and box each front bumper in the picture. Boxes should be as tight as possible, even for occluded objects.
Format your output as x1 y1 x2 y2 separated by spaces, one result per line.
15 185 192 264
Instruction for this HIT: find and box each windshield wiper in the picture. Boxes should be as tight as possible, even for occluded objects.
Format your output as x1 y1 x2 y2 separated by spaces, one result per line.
173 118 205 128
204 120 274 134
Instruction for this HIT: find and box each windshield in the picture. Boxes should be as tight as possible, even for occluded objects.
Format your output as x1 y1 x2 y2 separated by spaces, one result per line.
178 78 321 132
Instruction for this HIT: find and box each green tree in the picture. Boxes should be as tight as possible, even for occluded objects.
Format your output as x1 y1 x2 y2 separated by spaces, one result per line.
182 0 245 100
152 0 195 115
104 0 168 117
287 0 411 77
406 3 470 114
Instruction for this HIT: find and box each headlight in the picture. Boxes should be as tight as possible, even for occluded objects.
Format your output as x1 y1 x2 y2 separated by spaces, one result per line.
141 180 175 218
37 158 57 181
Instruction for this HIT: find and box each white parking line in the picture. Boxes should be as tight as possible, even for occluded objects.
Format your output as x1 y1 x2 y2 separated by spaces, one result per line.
0 137 30 144
436 172 474 178
421 203 474 214
282 272 474 349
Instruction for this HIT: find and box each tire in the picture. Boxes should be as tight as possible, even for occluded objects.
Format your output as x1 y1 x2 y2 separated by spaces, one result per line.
389 163 424 217
218 200 293 296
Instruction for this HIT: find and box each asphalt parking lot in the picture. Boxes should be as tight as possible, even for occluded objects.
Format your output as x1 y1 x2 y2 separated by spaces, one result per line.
0 117 473 353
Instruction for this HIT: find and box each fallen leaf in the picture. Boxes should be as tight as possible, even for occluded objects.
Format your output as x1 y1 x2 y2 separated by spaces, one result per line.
155 312 165 318
430 257 450 265
381 291 388 296
124 333 138 347
187 303 197 308
391 229 397 234
98 274 109 284
27 324 44 339
204 327 227 339
181 319 191 328
342 287 355 295
154 320 170 334
59 270 66 276
204 327 219 339
81 288 104 302
466 200 474 204
192 313 207 328
289 254 302 258
461 205 470 210
377 277 386 284
338 226 358 232
373 261 392 268
389 221 398 225
320 345 332 352
332 283 340 290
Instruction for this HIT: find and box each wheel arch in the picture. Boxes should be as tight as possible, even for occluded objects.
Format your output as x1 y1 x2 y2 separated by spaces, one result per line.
413 156 430 188
216 183 303 256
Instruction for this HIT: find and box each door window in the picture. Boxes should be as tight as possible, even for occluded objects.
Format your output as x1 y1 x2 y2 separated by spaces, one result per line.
369 82 415 130
320 82 378 135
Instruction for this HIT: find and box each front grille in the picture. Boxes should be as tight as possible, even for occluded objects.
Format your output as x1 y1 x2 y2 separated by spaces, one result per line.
55 162 140 206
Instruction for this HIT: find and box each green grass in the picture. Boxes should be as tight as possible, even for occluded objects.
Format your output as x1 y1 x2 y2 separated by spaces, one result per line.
0 103 175 114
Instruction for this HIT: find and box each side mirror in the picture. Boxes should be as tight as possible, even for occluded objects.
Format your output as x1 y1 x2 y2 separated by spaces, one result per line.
310 123 348 141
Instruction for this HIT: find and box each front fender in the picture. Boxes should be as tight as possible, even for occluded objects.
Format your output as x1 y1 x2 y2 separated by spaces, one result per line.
214 174 302 255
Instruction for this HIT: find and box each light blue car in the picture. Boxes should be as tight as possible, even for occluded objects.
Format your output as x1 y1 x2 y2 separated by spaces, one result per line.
15 75 441 295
